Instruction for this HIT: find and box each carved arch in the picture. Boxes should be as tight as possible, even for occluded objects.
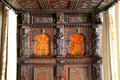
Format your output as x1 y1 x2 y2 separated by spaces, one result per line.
70 33 85 56
35 34 50 56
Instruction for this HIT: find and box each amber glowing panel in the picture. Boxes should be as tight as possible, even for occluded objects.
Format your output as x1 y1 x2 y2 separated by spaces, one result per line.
70 33 85 55
35 34 49 56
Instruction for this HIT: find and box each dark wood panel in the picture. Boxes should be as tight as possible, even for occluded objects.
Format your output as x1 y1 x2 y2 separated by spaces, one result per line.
34 66 54 80
64 65 92 80
17 12 103 80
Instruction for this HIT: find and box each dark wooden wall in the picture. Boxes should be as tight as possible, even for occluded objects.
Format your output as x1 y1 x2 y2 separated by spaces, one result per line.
17 12 103 80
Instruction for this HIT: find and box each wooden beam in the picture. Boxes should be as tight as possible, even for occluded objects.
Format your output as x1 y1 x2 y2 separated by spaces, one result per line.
102 0 118 11
0 5 8 80
17 8 99 13
95 0 104 9
75 0 80 9
1 0 17 12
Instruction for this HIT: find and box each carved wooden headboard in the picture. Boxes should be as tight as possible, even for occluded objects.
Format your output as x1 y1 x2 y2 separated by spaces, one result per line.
17 12 103 80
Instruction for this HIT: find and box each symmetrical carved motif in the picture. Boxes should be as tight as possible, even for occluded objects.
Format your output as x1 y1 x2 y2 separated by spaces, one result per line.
17 12 103 80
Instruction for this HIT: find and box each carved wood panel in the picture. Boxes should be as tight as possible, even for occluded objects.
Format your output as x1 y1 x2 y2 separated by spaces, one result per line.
34 66 54 80
64 65 92 80
17 12 103 80
69 67 88 80
32 16 54 24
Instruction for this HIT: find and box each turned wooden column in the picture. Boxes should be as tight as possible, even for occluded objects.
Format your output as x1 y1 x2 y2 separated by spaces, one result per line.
0 4 8 80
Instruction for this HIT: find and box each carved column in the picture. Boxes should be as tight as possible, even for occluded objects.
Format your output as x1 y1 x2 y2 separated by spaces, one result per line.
56 63 64 80
20 26 31 57
56 57 65 80
56 12 65 57
56 12 65 80
92 59 102 80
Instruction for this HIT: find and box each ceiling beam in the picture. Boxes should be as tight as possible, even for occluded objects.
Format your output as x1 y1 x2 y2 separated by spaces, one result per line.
17 8 99 13
95 0 104 9
75 0 81 9
1 0 17 12
102 0 118 11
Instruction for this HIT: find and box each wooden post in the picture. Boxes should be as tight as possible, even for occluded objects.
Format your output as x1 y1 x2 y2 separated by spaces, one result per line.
0 4 8 80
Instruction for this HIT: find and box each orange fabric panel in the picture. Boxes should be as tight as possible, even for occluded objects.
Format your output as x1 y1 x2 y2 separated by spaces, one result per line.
35 34 49 56
70 33 85 55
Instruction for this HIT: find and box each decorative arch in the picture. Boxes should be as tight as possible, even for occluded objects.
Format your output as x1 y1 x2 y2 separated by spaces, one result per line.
70 33 85 56
35 34 50 56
